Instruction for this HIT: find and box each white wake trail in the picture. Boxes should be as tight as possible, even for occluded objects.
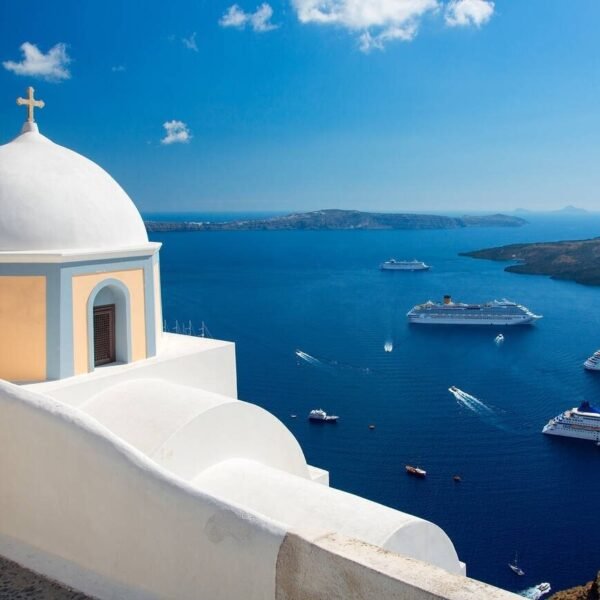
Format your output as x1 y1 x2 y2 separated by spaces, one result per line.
448 387 493 415
295 350 322 366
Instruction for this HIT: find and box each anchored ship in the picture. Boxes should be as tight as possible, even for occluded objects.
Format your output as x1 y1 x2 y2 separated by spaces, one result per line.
407 295 541 326
405 465 427 478
542 401 600 443
584 350 600 371
380 259 430 271
308 409 339 422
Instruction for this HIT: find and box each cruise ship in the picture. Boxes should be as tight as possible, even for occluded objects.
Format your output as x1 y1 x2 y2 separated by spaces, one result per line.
542 401 600 443
407 295 541 326
584 350 600 371
380 259 430 271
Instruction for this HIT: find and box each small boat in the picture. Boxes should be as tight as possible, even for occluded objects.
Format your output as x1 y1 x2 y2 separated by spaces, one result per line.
584 350 600 371
368 424 376 430
494 333 504 345
508 552 525 576
535 582 551 597
453 475 462 482
405 465 426 478
290 414 297 418
449 386 459 393
308 409 339 422
380 259 430 271
384 341 393 353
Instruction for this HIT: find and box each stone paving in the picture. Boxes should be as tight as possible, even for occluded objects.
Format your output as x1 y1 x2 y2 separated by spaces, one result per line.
0 556 91 599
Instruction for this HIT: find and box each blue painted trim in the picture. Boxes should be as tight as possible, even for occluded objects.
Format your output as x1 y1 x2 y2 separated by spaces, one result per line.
59 268 74 379
45 265 61 380
86 279 132 371
142 261 156 357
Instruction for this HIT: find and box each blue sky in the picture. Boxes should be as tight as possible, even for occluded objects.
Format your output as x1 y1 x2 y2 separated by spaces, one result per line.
0 1 599 213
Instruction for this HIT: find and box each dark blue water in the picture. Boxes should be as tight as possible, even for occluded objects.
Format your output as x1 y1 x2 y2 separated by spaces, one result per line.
151 215 600 595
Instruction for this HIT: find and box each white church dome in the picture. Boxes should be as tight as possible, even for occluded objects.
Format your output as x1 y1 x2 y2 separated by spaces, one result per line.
0 125 149 252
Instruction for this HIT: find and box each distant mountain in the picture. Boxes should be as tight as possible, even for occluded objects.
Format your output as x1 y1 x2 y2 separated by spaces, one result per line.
513 205 590 216
145 209 527 232
462 237 600 286
557 204 589 215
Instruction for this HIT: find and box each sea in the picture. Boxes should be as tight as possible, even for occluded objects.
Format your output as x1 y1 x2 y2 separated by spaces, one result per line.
145 211 600 596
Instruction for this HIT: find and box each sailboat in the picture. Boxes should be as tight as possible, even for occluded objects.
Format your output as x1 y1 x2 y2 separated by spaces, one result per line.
508 552 525 576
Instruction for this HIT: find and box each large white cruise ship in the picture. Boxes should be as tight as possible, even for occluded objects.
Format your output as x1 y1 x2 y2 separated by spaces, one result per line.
583 350 600 371
380 259 430 271
407 295 541 326
542 401 600 443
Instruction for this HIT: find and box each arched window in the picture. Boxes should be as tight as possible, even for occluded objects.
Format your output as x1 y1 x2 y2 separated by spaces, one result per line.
86 280 132 370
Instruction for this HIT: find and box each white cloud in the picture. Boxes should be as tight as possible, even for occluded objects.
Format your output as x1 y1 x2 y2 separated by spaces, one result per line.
161 120 192 145
445 0 494 27
292 0 494 51
182 32 199 51
359 23 418 51
292 0 439 51
3 42 71 82
220 3 278 32
220 5 248 28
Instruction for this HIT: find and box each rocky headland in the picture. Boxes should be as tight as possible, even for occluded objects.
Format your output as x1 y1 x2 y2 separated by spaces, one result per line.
462 237 600 286
145 209 527 233
550 571 600 600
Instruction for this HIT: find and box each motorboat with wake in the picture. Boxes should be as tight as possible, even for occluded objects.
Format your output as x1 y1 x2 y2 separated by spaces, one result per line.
535 583 551 597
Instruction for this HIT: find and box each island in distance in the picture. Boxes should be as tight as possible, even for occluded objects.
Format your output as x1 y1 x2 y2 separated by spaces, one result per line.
145 209 526 232
462 237 600 286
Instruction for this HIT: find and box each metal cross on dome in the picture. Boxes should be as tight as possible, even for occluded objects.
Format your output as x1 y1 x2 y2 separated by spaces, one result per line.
16 87 45 123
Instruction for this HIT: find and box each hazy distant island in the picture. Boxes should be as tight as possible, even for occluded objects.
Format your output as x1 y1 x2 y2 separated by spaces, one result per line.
145 209 527 232
463 237 600 286
513 204 591 217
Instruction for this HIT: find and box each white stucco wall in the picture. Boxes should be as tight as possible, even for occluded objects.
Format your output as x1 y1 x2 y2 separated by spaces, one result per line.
194 458 463 575
28 334 238 405
81 379 310 480
276 533 520 600
0 380 286 600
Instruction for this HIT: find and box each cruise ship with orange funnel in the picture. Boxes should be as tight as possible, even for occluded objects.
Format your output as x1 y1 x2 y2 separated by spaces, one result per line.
407 295 541 326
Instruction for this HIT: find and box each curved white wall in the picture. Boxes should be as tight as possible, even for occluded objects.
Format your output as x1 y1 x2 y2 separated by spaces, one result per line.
194 458 462 574
80 379 310 479
0 380 286 600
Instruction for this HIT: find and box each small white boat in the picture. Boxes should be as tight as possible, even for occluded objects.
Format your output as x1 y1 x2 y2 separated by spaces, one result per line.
584 350 600 371
509 552 525 576
384 341 393 353
495 333 504 345
308 409 339 422
380 259 430 271
535 582 551 597
405 465 427 478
